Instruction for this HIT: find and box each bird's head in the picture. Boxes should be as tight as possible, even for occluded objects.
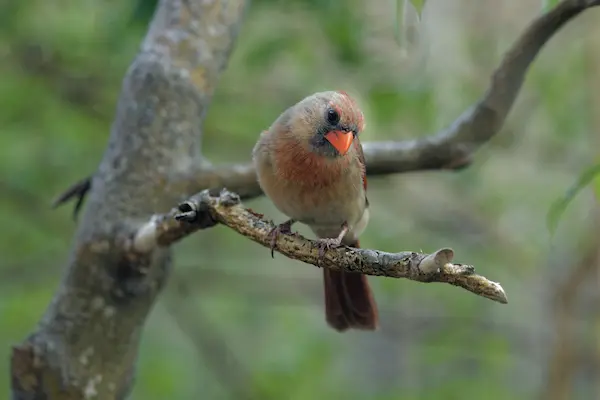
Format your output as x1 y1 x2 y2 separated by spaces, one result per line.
283 91 365 158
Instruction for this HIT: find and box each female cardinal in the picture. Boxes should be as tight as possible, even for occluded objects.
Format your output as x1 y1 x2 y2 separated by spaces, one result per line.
252 91 378 332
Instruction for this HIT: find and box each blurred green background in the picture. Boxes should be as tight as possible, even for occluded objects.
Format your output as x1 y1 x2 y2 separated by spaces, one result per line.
1 0 599 399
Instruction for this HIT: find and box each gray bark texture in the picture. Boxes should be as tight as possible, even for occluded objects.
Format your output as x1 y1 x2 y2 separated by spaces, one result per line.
10 0 600 398
11 0 248 398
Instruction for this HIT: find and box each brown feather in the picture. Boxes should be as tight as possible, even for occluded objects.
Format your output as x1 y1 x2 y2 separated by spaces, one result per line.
323 239 378 331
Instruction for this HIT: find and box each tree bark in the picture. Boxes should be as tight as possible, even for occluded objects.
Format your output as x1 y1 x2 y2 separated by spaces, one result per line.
10 0 248 398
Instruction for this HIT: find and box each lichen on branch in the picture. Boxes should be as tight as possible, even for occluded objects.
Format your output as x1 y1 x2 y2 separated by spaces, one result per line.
133 189 508 304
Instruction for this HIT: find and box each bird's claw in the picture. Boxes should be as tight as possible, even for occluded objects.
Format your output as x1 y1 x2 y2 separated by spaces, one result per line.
268 221 294 258
314 237 343 266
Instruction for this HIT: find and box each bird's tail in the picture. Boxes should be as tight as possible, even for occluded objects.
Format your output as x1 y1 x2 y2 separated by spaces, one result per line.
323 239 378 332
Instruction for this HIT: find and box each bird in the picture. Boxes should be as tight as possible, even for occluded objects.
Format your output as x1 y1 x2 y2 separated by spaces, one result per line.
252 90 378 332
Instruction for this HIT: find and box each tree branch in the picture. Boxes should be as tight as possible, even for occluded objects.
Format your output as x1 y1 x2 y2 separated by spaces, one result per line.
541 245 599 400
52 0 600 210
11 0 248 398
179 0 600 197
132 189 508 304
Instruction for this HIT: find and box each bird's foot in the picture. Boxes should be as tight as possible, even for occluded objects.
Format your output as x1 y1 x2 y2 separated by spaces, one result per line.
314 237 344 262
314 222 349 265
268 219 295 258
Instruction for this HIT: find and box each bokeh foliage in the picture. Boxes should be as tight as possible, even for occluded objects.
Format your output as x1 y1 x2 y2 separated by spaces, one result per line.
1 0 599 399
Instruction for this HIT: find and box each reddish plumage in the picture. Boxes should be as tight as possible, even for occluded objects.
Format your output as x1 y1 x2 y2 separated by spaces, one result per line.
272 136 352 187
323 240 378 331
253 91 378 332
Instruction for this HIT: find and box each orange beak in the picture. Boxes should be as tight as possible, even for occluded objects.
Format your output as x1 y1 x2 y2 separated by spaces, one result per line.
324 130 354 155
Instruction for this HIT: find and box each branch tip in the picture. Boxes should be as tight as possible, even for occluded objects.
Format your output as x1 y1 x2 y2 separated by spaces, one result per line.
490 283 508 304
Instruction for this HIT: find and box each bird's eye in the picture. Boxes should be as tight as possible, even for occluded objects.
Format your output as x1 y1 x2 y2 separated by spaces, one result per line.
326 108 340 125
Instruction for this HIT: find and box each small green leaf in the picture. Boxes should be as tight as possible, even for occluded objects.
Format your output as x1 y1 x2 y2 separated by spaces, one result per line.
541 0 561 13
547 163 600 236
409 0 427 15
395 0 424 50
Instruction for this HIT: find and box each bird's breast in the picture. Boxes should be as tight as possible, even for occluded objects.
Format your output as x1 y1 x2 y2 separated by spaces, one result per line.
267 152 366 229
